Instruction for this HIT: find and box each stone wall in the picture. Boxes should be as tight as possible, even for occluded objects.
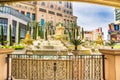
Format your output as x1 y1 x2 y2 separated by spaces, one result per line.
0 54 7 80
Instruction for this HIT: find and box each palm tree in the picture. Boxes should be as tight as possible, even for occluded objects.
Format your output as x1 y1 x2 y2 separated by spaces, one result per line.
71 39 83 50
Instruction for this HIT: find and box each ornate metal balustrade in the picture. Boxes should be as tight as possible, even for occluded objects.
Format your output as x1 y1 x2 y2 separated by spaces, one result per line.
7 54 105 80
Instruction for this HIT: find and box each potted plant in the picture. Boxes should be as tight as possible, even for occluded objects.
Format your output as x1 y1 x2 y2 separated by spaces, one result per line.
70 39 83 55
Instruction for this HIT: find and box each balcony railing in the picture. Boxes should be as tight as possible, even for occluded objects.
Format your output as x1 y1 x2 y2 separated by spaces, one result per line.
7 54 105 80
0 6 30 22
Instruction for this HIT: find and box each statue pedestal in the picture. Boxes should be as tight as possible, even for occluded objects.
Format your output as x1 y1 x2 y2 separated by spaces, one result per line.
54 24 67 40
99 49 120 80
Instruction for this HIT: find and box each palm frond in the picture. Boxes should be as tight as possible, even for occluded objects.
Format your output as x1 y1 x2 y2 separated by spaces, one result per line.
71 39 83 46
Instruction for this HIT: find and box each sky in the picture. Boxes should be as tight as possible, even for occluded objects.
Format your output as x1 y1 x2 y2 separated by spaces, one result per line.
72 2 114 40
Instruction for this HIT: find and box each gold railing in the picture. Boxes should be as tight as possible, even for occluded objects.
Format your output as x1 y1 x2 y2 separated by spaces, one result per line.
7 54 105 80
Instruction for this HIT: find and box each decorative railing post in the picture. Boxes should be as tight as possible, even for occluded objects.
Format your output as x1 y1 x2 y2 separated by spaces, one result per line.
7 54 12 80
102 55 105 80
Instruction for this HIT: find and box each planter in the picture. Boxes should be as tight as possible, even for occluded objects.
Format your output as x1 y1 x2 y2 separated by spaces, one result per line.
72 50 80 56
0 48 14 54
72 50 92 56
43 46 54 49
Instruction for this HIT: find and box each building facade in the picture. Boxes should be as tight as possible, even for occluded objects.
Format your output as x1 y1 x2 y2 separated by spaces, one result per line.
0 1 78 44
108 23 120 42
0 6 30 44
114 8 120 22
8 1 78 40
10 1 77 27
84 27 104 41
107 8 120 42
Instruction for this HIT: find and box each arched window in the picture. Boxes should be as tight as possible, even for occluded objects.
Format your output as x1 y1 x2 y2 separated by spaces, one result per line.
64 2 67 8
58 7 61 11
64 9 66 13
41 2 45 6
67 2 69 8
67 10 69 14
50 4 54 9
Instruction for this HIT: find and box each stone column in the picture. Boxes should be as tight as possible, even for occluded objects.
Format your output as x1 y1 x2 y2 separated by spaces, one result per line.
0 54 7 80
99 49 120 80
15 22 19 44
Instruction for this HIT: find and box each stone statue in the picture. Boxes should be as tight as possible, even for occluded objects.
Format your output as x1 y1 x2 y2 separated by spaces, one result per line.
25 31 31 40
55 24 65 35
22 31 33 45
96 33 103 45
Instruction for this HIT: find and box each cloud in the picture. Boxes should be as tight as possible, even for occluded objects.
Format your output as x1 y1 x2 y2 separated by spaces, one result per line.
72 2 114 40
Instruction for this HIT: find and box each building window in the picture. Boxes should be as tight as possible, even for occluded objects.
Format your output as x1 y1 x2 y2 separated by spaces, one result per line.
64 9 66 13
48 11 55 15
12 20 17 37
15 9 19 12
64 2 67 8
19 5 21 8
26 12 30 18
25 6 27 9
0 18 8 36
70 3 72 9
50 4 54 9
40 19 44 31
20 23 26 38
58 7 61 11
56 13 62 17
67 2 69 8
67 11 69 14
39 8 46 12
32 13 35 20
41 2 45 6
21 11 25 15
70 12 72 15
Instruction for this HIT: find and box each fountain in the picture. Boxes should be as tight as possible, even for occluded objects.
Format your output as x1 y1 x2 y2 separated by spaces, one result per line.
53 24 67 40
26 40 68 55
